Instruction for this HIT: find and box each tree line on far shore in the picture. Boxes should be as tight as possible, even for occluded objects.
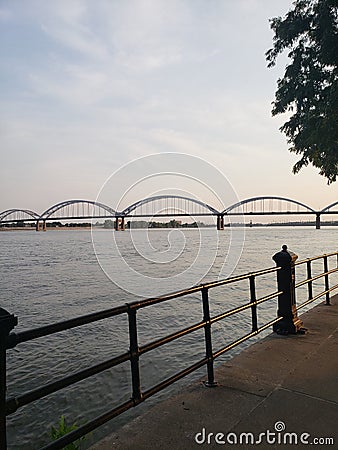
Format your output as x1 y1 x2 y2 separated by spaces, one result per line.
2 219 338 229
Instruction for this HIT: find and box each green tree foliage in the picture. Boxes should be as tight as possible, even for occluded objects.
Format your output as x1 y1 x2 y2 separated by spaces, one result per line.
266 0 338 183
103 219 114 228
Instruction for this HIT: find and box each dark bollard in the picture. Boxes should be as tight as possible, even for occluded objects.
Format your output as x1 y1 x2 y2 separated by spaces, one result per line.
272 245 304 335
0 308 17 450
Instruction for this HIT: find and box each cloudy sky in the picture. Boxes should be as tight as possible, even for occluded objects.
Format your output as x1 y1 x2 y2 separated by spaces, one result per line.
1 0 337 215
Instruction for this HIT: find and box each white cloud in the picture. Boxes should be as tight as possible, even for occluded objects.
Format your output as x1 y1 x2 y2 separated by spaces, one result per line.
102 0 188 69
38 2 109 60
28 62 107 106
41 23 109 60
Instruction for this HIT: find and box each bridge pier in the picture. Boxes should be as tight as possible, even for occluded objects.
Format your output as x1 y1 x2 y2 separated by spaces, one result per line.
115 217 125 231
316 213 321 229
216 215 224 230
36 220 47 231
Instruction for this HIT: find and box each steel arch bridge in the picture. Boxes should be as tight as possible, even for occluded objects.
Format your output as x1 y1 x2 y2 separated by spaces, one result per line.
35 200 117 231
1 195 337 231
223 196 316 215
38 200 116 220
0 209 40 223
121 195 220 217
321 201 338 214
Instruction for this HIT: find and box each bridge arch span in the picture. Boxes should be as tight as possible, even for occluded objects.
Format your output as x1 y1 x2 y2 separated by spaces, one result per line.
0 209 40 222
39 200 116 220
223 196 315 214
121 195 220 216
321 201 338 213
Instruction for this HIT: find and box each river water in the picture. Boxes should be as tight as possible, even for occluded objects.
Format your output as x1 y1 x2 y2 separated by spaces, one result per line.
1 227 337 449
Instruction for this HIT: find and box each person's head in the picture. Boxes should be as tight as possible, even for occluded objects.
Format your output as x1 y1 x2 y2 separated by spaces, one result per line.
282 244 287 251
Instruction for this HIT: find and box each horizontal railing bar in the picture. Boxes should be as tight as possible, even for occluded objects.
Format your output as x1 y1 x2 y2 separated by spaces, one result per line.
128 267 281 311
139 321 205 355
213 330 257 359
6 305 129 349
297 284 338 311
39 399 135 450
255 290 283 305
257 316 283 333
210 290 282 325
210 302 253 324
127 286 203 310
213 316 283 359
202 266 280 290
6 352 130 415
142 357 208 401
295 252 338 266
295 267 338 288
295 279 313 289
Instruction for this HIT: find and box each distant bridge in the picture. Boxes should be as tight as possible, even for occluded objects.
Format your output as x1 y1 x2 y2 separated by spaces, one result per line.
0 196 337 230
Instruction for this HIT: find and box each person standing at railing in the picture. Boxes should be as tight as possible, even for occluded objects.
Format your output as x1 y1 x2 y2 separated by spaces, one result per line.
281 244 298 263
272 245 298 266
273 245 291 267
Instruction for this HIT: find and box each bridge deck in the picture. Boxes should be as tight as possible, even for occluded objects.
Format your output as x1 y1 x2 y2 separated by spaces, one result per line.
92 294 338 449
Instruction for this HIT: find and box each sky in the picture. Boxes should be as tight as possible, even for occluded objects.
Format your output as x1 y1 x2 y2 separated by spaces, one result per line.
1 0 337 216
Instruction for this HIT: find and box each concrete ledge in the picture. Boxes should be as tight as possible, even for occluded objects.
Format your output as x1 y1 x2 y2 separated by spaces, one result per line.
91 294 338 449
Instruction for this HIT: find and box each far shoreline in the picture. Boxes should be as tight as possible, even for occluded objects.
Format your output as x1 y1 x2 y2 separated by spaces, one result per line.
1 223 338 232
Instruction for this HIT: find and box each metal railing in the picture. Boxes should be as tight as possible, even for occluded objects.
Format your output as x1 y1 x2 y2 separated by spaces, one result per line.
1 250 337 449
295 252 338 309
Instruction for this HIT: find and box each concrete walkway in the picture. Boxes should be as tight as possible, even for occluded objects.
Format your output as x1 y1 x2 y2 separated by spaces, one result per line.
92 295 338 449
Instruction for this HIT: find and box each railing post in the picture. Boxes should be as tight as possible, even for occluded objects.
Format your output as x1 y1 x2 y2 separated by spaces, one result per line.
306 260 313 301
0 308 18 450
127 307 142 404
202 288 217 387
249 276 258 332
323 255 330 306
272 246 303 334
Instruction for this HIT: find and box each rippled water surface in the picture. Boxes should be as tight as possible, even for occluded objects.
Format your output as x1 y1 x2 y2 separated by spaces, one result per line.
1 227 337 449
